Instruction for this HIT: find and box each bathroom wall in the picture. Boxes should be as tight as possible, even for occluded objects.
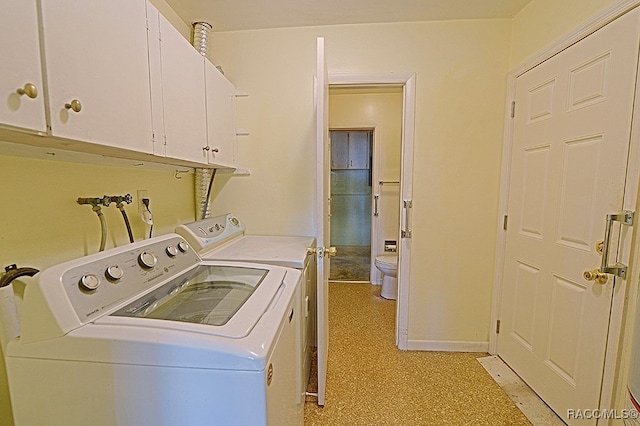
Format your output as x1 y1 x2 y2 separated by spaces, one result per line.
208 20 511 346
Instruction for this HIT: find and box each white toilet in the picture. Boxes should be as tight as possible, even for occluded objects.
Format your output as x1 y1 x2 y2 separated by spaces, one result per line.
375 254 398 300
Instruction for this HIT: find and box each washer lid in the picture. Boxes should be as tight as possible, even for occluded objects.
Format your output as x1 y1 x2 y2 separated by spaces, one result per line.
107 263 282 338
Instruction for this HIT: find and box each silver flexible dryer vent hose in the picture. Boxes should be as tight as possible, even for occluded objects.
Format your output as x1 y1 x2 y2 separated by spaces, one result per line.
192 22 212 57
195 168 215 220
192 21 214 220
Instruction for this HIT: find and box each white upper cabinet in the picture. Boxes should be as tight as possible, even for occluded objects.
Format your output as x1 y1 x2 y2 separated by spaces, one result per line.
0 0 46 133
153 10 208 165
205 61 237 167
331 131 370 169
39 0 153 153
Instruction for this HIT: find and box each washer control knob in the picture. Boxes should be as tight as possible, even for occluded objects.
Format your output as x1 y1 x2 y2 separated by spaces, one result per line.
177 241 189 253
138 251 157 269
105 265 124 281
79 274 100 291
166 245 179 257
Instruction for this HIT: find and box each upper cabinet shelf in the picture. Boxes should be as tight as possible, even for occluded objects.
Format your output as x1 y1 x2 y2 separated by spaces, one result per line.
0 0 240 170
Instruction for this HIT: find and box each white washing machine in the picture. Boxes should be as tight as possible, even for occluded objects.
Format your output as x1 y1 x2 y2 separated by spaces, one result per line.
5 234 303 426
175 214 316 400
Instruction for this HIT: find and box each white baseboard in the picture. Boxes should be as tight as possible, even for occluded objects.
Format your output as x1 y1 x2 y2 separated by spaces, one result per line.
406 339 489 353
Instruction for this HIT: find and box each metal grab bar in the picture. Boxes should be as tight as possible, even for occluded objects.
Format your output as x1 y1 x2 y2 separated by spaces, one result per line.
600 211 633 278
379 180 399 185
374 194 379 217
402 200 412 238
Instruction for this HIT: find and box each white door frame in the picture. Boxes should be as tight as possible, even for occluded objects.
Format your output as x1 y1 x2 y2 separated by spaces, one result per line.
329 73 416 348
490 0 640 411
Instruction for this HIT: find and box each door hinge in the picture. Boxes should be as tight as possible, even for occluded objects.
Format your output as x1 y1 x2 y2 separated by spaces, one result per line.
503 215 508 231
510 101 516 118
496 320 501 334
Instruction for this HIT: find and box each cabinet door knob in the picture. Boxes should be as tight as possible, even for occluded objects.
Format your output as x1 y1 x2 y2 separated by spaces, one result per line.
64 99 82 113
202 146 210 151
17 83 38 99
211 147 219 153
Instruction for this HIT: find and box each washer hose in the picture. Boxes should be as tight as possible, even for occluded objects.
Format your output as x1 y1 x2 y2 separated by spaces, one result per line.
0 264 39 288
117 202 135 243
93 205 107 252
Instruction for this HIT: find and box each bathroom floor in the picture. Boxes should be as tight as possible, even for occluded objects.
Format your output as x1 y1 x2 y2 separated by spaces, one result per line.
329 245 370 281
304 282 533 425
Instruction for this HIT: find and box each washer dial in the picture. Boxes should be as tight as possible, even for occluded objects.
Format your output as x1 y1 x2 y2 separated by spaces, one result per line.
166 245 179 257
105 265 124 281
138 251 157 269
79 274 100 291
177 241 189 253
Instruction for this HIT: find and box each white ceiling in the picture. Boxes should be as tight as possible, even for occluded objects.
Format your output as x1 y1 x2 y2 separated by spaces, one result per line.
163 0 533 32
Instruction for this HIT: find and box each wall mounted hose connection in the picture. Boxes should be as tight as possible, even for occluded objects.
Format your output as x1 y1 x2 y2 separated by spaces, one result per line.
103 194 135 244
77 194 134 252
77 196 108 252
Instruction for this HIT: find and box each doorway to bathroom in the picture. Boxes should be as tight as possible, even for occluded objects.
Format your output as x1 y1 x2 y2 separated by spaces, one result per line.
329 129 373 282
328 86 403 287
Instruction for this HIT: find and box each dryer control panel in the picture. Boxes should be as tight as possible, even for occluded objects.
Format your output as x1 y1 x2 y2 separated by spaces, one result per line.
19 235 201 343
176 213 245 251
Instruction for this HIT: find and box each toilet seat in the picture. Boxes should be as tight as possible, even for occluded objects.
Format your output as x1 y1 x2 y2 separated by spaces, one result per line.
375 255 397 269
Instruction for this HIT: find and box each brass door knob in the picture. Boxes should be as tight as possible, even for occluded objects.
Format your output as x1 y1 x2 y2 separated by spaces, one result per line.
64 99 82 113
325 246 337 257
17 83 38 99
583 269 608 284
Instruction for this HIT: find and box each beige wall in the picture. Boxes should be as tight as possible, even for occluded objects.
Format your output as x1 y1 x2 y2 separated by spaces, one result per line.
510 0 619 67
209 20 512 345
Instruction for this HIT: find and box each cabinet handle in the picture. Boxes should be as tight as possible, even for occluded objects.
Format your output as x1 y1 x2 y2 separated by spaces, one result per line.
64 99 82 113
202 146 219 153
212 147 219 153
17 83 38 99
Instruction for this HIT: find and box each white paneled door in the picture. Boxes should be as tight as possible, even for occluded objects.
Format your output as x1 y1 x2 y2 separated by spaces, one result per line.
497 8 640 424
315 37 330 406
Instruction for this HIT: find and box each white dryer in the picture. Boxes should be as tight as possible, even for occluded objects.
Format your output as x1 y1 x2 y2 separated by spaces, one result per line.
176 214 317 399
5 234 303 426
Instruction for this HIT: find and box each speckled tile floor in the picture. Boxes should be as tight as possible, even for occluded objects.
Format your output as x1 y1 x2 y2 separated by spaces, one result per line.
304 282 532 425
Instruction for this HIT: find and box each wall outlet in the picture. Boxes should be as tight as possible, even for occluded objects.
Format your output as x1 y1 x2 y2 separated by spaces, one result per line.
137 190 153 225
137 190 148 215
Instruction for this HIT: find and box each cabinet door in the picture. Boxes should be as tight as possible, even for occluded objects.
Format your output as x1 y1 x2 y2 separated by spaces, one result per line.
0 0 46 133
145 2 165 157
205 61 236 167
40 0 153 153
330 131 349 169
348 131 370 169
158 14 208 164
